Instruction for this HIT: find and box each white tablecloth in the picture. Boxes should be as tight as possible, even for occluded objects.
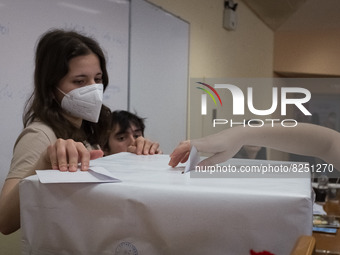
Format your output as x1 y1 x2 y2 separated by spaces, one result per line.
19 153 313 255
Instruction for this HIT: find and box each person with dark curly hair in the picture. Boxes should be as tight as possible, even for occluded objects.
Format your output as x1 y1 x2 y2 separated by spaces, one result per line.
103 110 161 155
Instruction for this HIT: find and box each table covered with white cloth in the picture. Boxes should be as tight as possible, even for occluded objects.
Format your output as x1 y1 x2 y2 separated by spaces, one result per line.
19 153 313 255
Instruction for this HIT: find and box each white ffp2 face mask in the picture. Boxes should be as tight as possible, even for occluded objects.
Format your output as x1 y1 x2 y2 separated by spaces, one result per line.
58 83 104 123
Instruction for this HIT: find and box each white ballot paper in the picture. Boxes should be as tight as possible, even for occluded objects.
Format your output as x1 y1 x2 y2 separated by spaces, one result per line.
36 166 121 184
183 146 201 173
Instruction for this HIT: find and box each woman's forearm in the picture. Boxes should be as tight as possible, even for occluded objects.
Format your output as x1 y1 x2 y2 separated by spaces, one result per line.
0 179 21 234
0 151 47 235
192 123 340 169
244 123 339 163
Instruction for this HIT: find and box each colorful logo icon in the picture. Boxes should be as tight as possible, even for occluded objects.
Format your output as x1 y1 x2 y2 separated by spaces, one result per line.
196 82 222 115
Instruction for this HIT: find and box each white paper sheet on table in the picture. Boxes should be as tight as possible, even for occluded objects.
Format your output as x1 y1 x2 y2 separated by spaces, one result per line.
36 166 121 183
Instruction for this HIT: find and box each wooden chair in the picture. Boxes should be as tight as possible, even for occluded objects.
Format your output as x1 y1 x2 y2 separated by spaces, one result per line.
290 235 316 255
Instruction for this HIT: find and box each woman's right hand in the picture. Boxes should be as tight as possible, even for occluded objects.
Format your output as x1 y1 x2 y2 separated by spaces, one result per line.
41 139 103 172
168 128 245 168
168 140 191 167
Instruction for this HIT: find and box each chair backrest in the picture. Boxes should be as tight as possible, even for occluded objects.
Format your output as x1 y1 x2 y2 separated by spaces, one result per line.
290 235 315 255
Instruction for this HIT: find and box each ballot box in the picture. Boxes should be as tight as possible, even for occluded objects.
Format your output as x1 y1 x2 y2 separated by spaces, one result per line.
20 153 313 255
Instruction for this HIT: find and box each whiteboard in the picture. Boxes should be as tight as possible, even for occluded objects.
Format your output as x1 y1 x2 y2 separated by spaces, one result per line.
129 0 189 154
0 0 129 188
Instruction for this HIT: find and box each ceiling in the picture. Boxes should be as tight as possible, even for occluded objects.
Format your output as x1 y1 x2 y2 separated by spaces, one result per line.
242 0 340 31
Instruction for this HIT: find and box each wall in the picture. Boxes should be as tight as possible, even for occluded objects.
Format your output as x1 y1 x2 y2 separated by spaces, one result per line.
0 230 21 255
148 0 275 139
274 29 340 76
274 28 340 160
